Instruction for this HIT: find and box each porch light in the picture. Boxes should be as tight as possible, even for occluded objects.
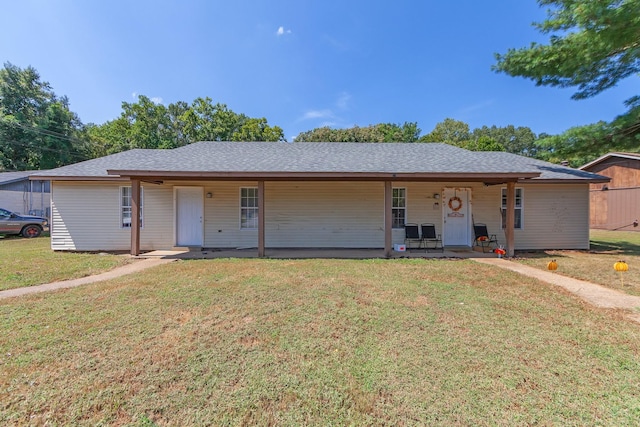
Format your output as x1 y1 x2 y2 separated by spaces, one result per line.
206 192 213 198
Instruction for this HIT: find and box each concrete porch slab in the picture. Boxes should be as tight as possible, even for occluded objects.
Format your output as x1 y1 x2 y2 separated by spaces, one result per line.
139 247 500 260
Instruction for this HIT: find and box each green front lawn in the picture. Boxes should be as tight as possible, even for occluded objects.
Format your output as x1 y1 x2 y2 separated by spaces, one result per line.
0 236 132 291
2 258 639 425
516 230 640 296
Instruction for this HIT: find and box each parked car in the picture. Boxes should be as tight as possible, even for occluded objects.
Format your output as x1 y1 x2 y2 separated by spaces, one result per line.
0 208 48 238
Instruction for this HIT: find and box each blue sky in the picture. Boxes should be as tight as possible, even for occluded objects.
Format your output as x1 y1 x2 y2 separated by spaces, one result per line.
2 0 637 141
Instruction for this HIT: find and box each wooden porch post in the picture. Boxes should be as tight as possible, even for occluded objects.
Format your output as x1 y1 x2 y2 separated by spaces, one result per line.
258 181 265 258
505 181 516 257
384 181 392 258
130 178 141 256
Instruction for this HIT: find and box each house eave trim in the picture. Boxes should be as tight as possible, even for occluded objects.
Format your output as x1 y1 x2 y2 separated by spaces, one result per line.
29 176 129 181
521 177 611 184
106 170 541 182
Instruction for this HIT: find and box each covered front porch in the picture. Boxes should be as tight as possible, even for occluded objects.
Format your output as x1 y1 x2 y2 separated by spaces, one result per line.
122 177 523 259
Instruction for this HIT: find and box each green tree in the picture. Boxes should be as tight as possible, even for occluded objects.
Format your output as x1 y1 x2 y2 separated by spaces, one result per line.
419 118 471 144
231 117 285 142
294 122 420 143
472 125 538 156
494 0 640 158
460 136 506 152
88 96 285 155
535 122 611 166
0 62 86 170
494 0 640 100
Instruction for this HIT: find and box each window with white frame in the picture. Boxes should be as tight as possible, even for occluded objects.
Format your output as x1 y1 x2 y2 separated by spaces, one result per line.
121 186 143 228
240 187 258 229
501 187 522 229
392 188 406 229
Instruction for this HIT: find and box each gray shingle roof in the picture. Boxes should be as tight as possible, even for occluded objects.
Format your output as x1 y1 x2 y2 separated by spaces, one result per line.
30 149 159 178
30 141 607 182
0 170 48 185
473 152 606 181
579 152 640 171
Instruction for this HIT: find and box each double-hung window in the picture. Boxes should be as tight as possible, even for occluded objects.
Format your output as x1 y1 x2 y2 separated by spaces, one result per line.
392 188 406 229
240 187 258 229
121 186 143 228
501 187 522 229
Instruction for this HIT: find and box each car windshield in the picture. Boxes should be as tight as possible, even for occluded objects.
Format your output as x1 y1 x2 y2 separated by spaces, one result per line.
0 208 11 218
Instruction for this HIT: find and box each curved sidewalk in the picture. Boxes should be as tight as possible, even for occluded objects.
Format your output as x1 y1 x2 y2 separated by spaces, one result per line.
475 258 640 323
0 258 176 300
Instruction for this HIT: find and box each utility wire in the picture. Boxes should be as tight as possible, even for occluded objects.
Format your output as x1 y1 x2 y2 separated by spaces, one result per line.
0 116 88 145
0 139 89 161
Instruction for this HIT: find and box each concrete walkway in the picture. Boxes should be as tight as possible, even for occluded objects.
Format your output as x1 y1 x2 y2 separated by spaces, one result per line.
0 258 176 300
475 258 640 323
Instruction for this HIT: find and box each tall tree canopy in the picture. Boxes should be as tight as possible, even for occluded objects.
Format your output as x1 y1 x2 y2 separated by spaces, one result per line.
472 125 537 156
1 63 286 166
419 118 471 144
494 0 640 162
294 122 420 143
0 62 87 170
295 119 539 155
88 96 285 156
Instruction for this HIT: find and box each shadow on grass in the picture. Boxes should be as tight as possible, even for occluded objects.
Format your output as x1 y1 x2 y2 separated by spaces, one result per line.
515 251 571 260
589 239 640 256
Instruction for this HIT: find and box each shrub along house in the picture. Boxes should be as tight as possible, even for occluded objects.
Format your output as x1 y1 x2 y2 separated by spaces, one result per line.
31 141 608 257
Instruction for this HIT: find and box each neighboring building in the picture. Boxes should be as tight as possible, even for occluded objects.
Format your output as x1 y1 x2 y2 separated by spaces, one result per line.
31 141 608 256
579 152 640 231
0 171 50 218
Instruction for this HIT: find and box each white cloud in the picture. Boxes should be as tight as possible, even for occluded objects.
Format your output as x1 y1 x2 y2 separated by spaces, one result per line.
276 26 292 36
336 92 351 110
298 93 353 125
457 99 494 114
301 109 334 120
151 97 163 104
131 92 138 99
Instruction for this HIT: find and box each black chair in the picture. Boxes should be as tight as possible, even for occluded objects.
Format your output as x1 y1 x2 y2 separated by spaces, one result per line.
404 223 423 251
473 223 498 252
421 223 443 252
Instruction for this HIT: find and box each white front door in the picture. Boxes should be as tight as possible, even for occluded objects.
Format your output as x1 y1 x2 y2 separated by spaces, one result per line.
443 188 471 246
176 187 203 246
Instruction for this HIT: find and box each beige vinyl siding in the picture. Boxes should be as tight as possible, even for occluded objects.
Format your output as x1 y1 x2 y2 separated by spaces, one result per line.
50 181 173 251
203 181 259 248
204 181 386 248
265 182 383 248
467 184 503 242
50 179 591 252
392 182 590 250
514 183 590 250
391 182 446 245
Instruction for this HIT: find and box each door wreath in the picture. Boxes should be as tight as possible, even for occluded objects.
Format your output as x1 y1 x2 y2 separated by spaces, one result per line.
448 196 463 211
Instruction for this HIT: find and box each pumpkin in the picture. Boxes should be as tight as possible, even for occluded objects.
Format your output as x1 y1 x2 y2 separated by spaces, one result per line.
478 236 488 242
547 260 558 271
614 261 629 272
